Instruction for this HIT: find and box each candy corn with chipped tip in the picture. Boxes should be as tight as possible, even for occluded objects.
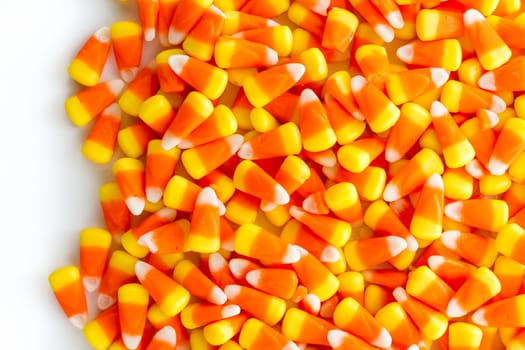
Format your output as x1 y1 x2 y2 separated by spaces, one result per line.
65 79 124 127
110 21 143 82
355 44 389 90
337 137 385 173
82 103 121 164
135 261 190 316
322 7 359 52
119 63 160 117
118 283 149 350
203 313 249 346
49 266 88 329
169 54 228 100
68 26 111 86
243 63 305 108
173 259 227 305
406 266 454 313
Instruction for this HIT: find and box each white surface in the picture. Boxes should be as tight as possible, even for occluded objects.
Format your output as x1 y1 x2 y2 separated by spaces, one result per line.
0 1 138 348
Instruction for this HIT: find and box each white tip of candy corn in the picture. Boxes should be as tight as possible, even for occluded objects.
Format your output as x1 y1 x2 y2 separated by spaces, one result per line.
478 72 496 91
224 284 242 299
221 304 241 318
245 269 261 287
209 286 227 305
226 134 244 154
383 183 401 202
374 24 395 43
155 326 177 345
430 100 448 118
327 330 348 348
471 308 488 326
237 142 254 160
387 236 408 256
157 207 178 220
197 187 220 207
120 67 139 83
126 197 145 216
273 184 290 205
463 8 484 26
123 334 142 350
289 205 305 219
266 47 279 66
161 132 183 150
144 28 156 42
95 26 111 42
168 29 186 45
286 63 306 83
396 44 414 63
283 341 300 350
146 187 163 204
386 11 404 29
444 202 463 222
441 230 460 250
405 235 419 252
491 95 506 114
320 246 340 263
281 244 301 264
138 232 159 253
168 54 189 75
350 75 367 93
392 287 408 302
176 139 193 149
229 259 252 279
488 157 507 176
427 255 446 270
208 252 227 274
430 68 450 87
83 276 100 292
446 298 467 318
372 328 393 348
408 345 420 350
97 294 115 310
69 313 88 329
300 88 319 105
135 261 153 281
427 173 444 190
108 79 126 95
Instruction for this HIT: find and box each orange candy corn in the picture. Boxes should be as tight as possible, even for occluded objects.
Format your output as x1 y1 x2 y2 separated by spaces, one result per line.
68 26 111 86
82 103 121 164
137 219 189 255
181 303 241 329
214 36 279 69
110 21 143 82
233 160 289 205
298 88 337 152
113 158 146 216
84 305 121 349
410 173 444 241
135 261 191 316
242 63 305 108
281 307 337 346
343 235 408 271
245 268 298 300
99 183 131 238
145 140 180 203
444 199 509 232
440 230 498 267
146 326 177 350
349 0 395 42
98 251 138 310
237 122 301 160
169 54 228 100
239 317 299 350
48 266 88 329
79 228 112 292
386 67 450 105
119 63 160 117
168 0 212 45
183 5 225 62
65 79 125 127
472 294 525 327
187 187 221 253
173 259 227 305
118 283 149 349
396 38 463 71
138 0 159 41
487 117 525 176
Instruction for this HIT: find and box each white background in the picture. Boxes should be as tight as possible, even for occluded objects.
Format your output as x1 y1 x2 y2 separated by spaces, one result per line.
0 1 140 348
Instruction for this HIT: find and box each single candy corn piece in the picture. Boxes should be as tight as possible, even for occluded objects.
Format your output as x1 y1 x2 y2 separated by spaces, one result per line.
168 54 228 100
397 38 462 71
157 0 178 46
343 236 407 271
440 230 497 267
239 318 299 350
214 36 278 69
383 148 444 202
137 219 189 255
446 266 501 318
118 283 149 350
138 0 159 41
298 89 336 152
292 246 340 301
479 56 525 92
79 228 112 292
224 284 285 326
375 302 426 350
222 10 278 35
496 223 525 265
118 122 157 159
65 79 124 127
203 313 249 346
232 25 293 57
406 266 454 313
162 91 214 150
385 102 432 162
113 158 146 216
234 223 300 264
333 297 392 348
84 306 120 350
173 259 227 305
187 187 221 253
448 322 483 350
321 7 359 52
281 307 337 346
416 9 464 41
99 183 131 237
98 251 138 310
182 135 243 180
233 160 289 205
243 63 305 108
472 294 525 327
168 0 212 45
441 80 506 114
445 199 509 232
110 21 143 82
245 268 298 300
351 75 400 133
393 287 448 340
139 95 176 136
68 27 111 86
386 68 450 105
183 5 225 61
410 174 444 241
348 0 395 42
488 117 525 175
82 103 121 164
430 101 475 168
135 261 190 316
145 326 176 350
181 303 241 329
464 9 511 70
179 105 238 149
144 140 179 203
237 122 301 160
48 266 88 329
289 205 351 247
337 137 385 173
355 44 389 90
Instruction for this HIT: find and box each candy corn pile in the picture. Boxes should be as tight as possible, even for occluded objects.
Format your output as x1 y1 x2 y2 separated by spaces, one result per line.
49 0 525 349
